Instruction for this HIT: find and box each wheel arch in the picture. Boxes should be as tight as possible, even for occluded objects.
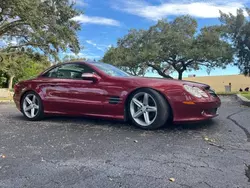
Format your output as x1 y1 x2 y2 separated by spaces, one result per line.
124 87 174 122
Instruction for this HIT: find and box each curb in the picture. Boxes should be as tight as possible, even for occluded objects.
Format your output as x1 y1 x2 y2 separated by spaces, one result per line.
236 94 250 107
0 100 14 104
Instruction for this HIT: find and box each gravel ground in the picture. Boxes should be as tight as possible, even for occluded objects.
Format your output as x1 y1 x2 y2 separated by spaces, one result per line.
0 96 250 188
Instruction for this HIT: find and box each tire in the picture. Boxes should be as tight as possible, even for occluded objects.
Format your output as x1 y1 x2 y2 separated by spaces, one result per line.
21 91 44 121
128 88 169 130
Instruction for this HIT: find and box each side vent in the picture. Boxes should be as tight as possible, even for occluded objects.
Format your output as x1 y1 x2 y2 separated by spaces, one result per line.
109 96 121 104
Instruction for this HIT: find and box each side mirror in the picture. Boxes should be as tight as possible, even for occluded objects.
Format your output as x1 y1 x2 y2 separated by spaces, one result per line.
81 73 101 82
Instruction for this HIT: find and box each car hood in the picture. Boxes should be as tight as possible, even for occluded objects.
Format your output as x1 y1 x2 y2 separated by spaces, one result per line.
124 76 210 89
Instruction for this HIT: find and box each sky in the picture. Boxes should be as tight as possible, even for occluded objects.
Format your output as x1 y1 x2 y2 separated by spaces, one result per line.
2 0 250 78
69 0 250 78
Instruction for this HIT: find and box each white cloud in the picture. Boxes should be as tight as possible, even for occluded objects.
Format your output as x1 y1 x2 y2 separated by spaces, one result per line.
112 0 247 20
85 40 111 51
72 15 120 26
70 0 88 7
9 38 18 45
96 47 104 51
86 40 97 46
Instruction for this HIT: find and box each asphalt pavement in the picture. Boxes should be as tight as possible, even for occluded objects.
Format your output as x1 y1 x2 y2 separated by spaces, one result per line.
0 96 250 188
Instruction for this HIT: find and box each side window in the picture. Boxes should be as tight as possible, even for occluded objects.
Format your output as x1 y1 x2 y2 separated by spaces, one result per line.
43 67 59 78
43 64 95 79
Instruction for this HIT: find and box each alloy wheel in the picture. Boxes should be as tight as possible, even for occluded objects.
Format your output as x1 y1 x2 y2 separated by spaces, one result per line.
23 94 40 118
130 92 158 126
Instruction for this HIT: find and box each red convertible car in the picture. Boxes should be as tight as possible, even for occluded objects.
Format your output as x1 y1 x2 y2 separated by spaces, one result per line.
13 61 221 129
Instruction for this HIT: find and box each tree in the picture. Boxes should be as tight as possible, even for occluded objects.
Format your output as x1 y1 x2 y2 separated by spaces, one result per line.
103 47 148 76
0 0 81 60
220 8 250 76
19 53 50 81
104 16 233 80
0 70 7 88
0 48 50 89
103 30 148 76
62 54 86 62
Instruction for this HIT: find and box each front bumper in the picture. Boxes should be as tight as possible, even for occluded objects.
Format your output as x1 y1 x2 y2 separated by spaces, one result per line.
13 93 21 111
172 97 221 123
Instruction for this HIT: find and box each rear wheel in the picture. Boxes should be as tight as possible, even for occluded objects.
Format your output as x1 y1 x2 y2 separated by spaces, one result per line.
128 88 169 129
21 91 44 121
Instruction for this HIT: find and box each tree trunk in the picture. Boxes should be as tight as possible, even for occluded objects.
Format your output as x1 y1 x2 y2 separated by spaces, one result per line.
8 75 14 90
178 71 183 80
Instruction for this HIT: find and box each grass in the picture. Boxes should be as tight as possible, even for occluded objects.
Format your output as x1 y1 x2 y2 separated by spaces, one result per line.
216 91 238 95
216 91 250 100
240 91 250 94
241 93 250 100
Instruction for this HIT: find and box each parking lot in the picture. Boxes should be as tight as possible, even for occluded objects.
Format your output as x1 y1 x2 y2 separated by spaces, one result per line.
0 96 250 188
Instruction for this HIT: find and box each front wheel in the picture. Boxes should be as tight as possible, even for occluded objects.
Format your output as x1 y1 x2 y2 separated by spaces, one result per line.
128 88 169 129
21 91 44 121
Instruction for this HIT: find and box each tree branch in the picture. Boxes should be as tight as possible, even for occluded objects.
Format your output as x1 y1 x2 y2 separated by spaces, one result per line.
3 42 49 51
0 19 26 37
147 63 173 79
185 59 194 66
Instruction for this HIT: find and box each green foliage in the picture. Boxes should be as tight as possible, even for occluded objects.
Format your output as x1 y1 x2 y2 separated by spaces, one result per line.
103 16 233 80
103 37 148 76
220 8 250 76
0 49 50 88
19 57 50 81
0 71 7 87
0 0 81 60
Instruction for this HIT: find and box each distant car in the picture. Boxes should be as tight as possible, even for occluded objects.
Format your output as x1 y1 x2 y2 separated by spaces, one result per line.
13 61 221 129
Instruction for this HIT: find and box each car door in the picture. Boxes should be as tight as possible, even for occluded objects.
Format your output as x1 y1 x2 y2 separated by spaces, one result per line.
40 63 106 115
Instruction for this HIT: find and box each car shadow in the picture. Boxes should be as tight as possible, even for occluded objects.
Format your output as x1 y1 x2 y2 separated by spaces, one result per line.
13 114 217 133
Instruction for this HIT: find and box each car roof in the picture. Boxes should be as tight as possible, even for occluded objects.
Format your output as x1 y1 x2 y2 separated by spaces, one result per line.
62 60 105 65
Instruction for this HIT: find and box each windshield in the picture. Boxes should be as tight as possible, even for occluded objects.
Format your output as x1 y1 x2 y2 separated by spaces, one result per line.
93 63 131 77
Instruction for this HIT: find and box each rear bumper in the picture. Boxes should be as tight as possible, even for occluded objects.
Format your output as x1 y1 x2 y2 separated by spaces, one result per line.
172 97 221 123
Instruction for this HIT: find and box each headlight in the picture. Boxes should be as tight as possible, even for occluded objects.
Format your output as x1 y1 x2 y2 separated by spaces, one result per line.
183 85 208 98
